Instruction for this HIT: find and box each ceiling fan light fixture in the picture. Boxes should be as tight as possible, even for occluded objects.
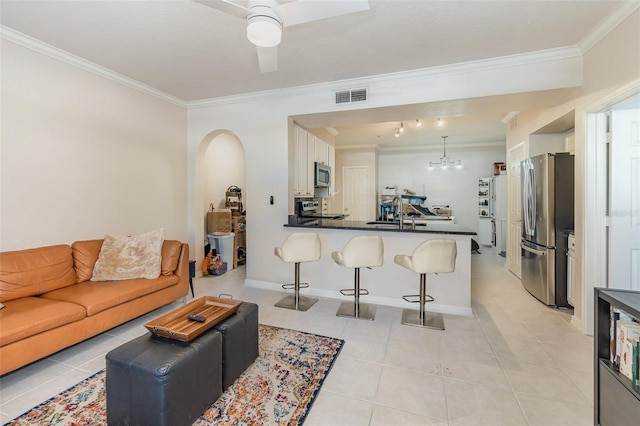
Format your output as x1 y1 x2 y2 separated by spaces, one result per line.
246 13 282 47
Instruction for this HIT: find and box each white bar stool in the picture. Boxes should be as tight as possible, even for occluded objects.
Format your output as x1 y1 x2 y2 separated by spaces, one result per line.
394 239 457 329
274 232 321 311
331 235 383 320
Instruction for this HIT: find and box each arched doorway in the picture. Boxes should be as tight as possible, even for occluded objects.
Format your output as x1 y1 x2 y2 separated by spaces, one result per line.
194 130 246 273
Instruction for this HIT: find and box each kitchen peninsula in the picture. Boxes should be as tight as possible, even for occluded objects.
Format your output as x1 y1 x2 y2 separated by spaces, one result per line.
270 218 476 317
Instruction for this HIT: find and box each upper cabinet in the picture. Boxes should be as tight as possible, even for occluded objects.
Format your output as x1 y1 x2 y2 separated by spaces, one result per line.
314 135 330 166
293 125 314 197
293 124 335 198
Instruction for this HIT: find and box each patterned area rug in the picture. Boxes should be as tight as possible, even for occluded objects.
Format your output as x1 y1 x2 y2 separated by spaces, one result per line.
7 325 344 426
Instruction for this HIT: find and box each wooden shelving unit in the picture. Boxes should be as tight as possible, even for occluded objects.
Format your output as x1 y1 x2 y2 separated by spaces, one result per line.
594 288 640 425
232 216 246 269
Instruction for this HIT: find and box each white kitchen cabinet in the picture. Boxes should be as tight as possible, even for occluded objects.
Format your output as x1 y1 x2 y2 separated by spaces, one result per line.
293 125 314 197
313 135 330 165
328 144 335 198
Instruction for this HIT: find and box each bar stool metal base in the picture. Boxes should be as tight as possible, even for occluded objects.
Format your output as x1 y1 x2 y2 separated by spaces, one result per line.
274 262 317 311
400 273 444 330
401 308 445 330
275 294 318 311
336 301 376 320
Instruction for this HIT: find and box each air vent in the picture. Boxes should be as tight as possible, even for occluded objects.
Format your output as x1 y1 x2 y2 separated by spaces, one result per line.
350 88 367 102
335 88 368 104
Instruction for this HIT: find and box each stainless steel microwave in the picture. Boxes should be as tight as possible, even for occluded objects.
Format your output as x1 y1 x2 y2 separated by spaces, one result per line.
314 162 331 187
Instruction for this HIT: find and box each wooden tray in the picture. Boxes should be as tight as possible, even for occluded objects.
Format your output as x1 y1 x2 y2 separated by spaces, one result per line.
144 296 242 342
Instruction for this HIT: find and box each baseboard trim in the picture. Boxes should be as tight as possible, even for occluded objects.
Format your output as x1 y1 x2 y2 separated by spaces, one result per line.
244 279 473 317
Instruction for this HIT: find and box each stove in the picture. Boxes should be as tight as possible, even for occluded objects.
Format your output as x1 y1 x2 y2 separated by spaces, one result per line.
295 199 347 221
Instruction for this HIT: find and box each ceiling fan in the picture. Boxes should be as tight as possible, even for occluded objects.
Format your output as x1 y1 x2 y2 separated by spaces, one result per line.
193 0 370 73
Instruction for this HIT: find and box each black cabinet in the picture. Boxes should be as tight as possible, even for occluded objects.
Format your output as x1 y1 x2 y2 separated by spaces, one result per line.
594 288 640 425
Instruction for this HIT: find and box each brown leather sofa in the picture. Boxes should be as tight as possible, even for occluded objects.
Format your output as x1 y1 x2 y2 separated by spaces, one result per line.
0 239 190 376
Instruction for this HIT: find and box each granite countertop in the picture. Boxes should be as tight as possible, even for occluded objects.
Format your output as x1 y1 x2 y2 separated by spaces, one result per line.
284 217 476 236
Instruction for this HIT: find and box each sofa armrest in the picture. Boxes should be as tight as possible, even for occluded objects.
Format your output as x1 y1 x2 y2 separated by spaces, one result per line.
175 243 190 295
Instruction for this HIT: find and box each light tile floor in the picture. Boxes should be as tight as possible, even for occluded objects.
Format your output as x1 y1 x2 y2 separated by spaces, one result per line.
0 249 593 425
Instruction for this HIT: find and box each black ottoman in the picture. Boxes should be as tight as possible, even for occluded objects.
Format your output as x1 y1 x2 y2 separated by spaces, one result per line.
106 329 223 426
213 302 259 389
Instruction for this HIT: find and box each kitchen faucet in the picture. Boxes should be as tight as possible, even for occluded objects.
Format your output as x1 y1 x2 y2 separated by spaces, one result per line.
392 196 404 230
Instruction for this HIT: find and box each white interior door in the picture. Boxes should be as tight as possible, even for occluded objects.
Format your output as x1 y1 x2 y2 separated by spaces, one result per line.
609 103 640 290
507 142 525 277
342 166 371 221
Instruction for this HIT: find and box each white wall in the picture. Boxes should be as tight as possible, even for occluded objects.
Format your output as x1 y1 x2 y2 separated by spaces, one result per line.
0 41 188 251
377 145 506 231
529 134 569 157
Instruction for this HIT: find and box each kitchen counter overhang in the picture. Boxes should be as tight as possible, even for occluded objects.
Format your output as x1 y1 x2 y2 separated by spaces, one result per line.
285 217 476 236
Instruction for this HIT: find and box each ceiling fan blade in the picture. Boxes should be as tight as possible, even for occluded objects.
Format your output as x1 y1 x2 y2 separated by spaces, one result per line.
256 46 278 73
277 0 370 27
192 0 251 19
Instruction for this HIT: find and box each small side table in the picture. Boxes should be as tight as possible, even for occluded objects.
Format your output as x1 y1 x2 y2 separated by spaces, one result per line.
188 260 195 297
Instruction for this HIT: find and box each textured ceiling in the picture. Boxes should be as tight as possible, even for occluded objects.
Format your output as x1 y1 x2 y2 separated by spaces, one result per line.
0 0 634 147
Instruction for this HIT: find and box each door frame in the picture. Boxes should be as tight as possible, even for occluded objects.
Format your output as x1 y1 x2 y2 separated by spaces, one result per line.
507 141 525 277
584 81 640 335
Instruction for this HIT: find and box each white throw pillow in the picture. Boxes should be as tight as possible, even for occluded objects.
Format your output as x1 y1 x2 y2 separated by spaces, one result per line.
91 228 164 281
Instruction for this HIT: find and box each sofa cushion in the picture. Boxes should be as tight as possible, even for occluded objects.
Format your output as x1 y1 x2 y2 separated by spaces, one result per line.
0 297 86 347
41 275 179 316
73 239 182 282
92 229 164 281
72 240 104 283
161 240 182 276
0 245 77 303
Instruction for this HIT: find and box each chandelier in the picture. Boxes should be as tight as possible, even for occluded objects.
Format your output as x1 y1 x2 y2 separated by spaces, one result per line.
428 136 463 170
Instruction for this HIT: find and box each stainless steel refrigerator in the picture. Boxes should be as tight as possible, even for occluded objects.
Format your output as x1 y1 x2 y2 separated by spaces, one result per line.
521 153 574 307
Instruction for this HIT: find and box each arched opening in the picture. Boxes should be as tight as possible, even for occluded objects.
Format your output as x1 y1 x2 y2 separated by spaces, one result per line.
194 130 246 275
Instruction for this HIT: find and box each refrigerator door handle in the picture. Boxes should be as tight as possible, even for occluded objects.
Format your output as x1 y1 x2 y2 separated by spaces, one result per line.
524 165 536 237
521 241 547 256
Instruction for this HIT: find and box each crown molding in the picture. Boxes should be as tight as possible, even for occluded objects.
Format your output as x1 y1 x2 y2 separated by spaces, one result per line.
335 144 379 150
578 1 640 54
187 46 582 109
5 0 631 112
375 140 506 153
0 25 186 108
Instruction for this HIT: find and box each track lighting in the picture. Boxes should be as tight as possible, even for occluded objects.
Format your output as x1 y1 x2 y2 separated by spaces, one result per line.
399 122 404 133
437 118 444 127
416 119 422 128
394 127 400 137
